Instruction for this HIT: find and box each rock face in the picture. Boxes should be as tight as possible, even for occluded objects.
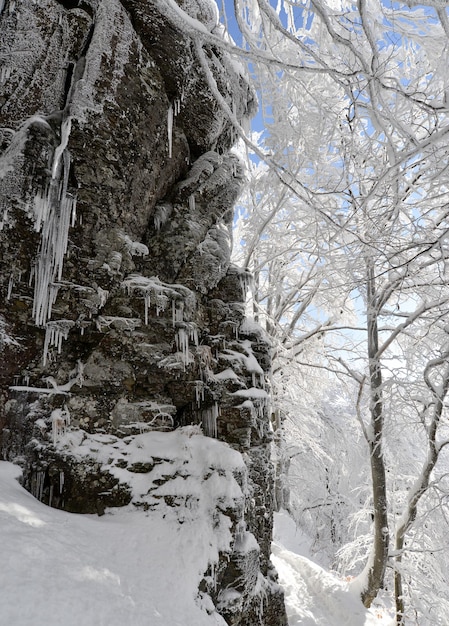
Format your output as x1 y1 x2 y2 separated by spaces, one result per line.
0 0 287 623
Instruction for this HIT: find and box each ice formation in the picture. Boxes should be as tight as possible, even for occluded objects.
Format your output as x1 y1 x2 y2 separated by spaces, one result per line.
7 275 14 300
32 145 77 327
195 380 205 407
97 287 109 309
121 233 149 257
154 203 172 231
96 317 142 332
51 407 71 445
178 151 222 192
43 319 75 365
51 118 72 180
176 323 199 366
167 99 181 158
167 104 173 158
201 403 219 438
122 274 196 325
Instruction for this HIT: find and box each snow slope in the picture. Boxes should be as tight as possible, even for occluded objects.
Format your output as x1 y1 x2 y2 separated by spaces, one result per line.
0 435 237 626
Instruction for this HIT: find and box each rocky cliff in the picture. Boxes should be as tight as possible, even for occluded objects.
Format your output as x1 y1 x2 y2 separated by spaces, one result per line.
0 1 287 623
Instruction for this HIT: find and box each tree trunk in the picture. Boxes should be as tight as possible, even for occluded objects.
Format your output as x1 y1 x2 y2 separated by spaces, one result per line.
393 355 449 623
394 532 406 624
361 263 389 608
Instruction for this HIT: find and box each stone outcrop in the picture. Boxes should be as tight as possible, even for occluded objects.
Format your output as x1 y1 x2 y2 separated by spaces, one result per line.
0 0 287 623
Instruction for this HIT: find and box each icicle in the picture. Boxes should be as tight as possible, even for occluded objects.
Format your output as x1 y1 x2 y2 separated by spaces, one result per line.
154 203 172 231
172 301 184 326
144 293 149 325
189 194 195 212
167 103 173 158
7 274 13 300
175 323 198 368
238 271 251 301
195 380 205 408
176 327 189 365
122 275 195 327
59 471 64 492
201 403 219 438
97 287 109 309
189 324 199 347
33 186 51 232
32 151 75 326
43 319 75 365
70 194 77 226
155 290 169 316
76 360 84 387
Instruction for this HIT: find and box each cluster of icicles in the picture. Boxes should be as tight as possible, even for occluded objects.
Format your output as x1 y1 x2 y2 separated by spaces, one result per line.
122 274 198 367
32 118 76 327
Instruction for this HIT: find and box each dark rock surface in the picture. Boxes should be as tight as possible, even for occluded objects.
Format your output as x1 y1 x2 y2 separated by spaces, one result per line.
0 0 286 623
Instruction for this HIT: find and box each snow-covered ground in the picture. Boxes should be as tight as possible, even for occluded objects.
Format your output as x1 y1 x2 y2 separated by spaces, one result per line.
0 459 228 626
0 458 393 626
272 512 394 626
0 426 245 626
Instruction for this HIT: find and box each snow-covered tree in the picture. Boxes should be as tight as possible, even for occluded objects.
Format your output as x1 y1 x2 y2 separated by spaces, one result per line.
217 0 449 619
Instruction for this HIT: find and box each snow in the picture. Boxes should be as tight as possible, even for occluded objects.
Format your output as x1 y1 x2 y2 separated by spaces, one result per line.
51 407 71 445
213 367 239 380
0 430 247 626
220 340 266 388
0 449 396 626
239 316 269 341
0 314 19 347
154 0 216 37
272 511 395 626
232 387 269 399
70 0 135 124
